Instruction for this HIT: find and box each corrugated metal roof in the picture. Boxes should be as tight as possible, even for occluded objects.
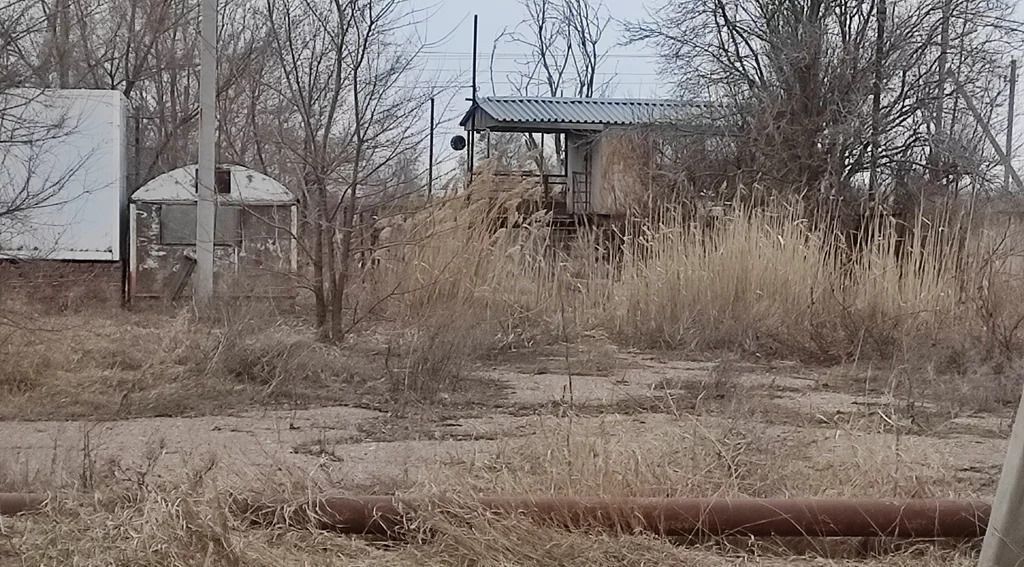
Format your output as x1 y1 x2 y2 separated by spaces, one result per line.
460 96 712 127
132 164 296 204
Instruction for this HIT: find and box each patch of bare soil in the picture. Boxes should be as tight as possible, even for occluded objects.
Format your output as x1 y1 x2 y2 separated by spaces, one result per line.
0 351 1010 565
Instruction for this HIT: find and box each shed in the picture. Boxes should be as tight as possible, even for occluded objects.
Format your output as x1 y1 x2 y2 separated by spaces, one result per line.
0 89 128 304
460 96 723 217
129 164 298 300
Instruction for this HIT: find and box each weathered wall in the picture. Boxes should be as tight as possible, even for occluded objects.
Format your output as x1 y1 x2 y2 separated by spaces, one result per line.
132 202 295 299
0 260 122 308
592 128 654 217
566 133 588 215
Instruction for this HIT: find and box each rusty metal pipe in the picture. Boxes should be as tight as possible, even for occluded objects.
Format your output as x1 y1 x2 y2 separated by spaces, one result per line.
0 493 47 516
241 496 990 539
4 491 989 539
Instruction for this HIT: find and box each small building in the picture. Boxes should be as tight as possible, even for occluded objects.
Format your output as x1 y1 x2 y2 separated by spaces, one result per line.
0 88 128 305
129 164 298 301
460 96 724 218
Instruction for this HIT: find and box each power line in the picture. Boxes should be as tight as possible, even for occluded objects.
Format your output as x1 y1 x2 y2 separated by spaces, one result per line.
420 51 662 60
420 68 663 77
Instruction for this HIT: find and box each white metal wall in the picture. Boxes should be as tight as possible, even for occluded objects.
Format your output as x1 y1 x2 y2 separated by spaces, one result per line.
0 89 127 261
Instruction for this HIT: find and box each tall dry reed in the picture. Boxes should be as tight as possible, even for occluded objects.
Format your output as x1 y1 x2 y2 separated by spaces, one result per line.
368 174 1024 365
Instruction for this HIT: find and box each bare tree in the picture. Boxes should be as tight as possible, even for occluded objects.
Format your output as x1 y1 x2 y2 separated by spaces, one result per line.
488 0 611 170
265 0 432 339
626 0 1021 211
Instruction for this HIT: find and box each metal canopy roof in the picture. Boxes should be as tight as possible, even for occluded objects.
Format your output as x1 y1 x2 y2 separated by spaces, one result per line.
460 96 713 129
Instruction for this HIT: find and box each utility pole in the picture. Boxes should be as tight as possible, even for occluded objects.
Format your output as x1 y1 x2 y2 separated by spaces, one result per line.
1005 60 1017 192
194 0 218 304
868 0 886 204
428 97 434 199
929 0 950 182
467 14 478 183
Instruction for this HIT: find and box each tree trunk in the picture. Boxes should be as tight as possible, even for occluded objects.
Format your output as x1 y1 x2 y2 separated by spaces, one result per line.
331 190 355 341
307 166 327 329
318 178 335 337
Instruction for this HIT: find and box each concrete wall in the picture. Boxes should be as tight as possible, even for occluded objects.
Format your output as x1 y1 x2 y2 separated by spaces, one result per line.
131 202 295 299
566 133 589 214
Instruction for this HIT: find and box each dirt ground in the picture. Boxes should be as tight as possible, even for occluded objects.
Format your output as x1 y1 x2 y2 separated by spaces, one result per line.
0 351 1012 565
2 353 1009 493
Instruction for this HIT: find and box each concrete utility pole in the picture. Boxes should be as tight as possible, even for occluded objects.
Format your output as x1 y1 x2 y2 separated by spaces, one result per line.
980 386 1024 565
194 0 218 304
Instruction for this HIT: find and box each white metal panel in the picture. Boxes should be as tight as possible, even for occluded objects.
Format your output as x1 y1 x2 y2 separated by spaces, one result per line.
131 164 295 205
0 89 126 261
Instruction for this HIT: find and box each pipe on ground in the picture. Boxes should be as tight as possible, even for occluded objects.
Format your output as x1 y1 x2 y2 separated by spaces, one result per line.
0 493 47 516
239 496 990 539
1 492 988 539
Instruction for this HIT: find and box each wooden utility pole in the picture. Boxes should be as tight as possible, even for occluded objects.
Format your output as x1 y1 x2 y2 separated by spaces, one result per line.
980 386 1024 565
929 0 951 181
868 0 886 203
1005 60 1017 192
194 0 218 304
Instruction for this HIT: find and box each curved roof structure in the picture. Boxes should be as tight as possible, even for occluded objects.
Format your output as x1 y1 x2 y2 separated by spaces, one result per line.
132 164 295 205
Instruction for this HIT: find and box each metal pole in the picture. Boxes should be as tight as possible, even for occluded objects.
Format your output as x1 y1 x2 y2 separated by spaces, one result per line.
471 15 478 102
1005 59 1017 193
428 97 434 199
194 0 218 304
981 386 1024 565
467 14 478 185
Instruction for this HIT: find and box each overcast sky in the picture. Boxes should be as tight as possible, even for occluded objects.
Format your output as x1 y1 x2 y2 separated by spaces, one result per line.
415 0 666 97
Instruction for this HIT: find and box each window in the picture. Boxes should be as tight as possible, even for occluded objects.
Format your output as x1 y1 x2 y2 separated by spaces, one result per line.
190 167 232 194
160 204 242 246
215 168 232 194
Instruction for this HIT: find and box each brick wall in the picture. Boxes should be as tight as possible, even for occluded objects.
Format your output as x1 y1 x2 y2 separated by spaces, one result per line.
0 260 124 308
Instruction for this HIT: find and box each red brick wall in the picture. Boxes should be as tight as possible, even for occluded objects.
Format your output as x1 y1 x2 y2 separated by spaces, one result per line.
0 261 124 309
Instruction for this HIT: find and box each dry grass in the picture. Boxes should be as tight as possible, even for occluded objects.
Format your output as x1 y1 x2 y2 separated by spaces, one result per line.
0 418 984 566
364 179 1024 408
0 304 388 419
3 175 1022 565
5 487 976 566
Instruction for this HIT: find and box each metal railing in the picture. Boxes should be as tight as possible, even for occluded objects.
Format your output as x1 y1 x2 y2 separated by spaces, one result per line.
571 171 590 213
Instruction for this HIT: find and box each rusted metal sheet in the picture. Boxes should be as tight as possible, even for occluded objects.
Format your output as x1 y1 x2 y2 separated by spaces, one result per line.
0 493 46 516
239 496 990 539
